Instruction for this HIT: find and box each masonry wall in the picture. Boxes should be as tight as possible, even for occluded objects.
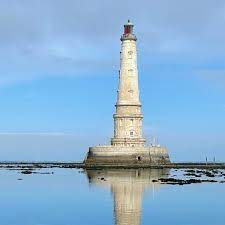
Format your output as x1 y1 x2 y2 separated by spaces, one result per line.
85 146 170 167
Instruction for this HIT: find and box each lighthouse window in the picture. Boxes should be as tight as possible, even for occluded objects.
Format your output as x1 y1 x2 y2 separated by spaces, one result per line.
125 26 130 34
128 90 134 97
128 51 133 59
137 156 142 161
130 119 134 125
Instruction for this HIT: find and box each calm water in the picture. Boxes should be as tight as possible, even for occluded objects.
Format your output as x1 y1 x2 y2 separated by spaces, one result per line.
0 167 225 225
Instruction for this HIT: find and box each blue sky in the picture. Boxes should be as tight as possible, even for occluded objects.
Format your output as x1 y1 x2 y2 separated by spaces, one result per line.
0 0 225 162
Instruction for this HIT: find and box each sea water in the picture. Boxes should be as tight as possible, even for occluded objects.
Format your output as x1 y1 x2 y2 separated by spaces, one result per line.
0 167 224 225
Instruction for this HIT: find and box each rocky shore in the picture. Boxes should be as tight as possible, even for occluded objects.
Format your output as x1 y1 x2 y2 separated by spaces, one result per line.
1 162 225 185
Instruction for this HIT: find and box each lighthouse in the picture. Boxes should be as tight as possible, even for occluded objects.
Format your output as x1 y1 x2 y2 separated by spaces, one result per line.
111 20 145 148
85 21 170 167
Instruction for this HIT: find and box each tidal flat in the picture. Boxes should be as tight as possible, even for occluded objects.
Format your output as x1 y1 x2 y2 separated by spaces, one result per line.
0 167 225 225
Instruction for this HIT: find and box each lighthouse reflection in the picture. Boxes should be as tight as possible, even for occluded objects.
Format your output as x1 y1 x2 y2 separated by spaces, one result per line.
86 169 169 225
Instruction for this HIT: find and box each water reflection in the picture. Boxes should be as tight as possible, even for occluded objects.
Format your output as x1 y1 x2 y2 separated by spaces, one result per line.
86 169 169 225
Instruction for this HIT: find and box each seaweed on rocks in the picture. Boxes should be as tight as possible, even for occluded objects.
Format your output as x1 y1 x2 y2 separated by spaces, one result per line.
158 177 217 185
21 170 32 174
152 180 158 183
185 170 196 173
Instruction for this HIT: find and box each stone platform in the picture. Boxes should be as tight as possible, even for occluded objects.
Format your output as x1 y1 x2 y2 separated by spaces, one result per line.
84 146 170 168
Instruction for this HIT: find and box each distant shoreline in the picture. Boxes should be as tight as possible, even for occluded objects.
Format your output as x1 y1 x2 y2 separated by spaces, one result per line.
0 161 225 169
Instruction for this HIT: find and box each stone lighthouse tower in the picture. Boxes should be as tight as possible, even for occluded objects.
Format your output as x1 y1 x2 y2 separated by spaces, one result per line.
85 21 170 167
111 20 145 148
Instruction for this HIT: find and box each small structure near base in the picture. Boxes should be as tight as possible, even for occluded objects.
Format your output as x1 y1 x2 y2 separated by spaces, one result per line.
85 21 170 168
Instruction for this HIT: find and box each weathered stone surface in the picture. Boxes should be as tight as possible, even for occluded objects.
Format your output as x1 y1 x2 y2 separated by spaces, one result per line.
85 146 170 167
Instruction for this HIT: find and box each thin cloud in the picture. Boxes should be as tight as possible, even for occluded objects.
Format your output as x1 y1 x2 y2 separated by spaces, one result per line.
0 0 225 85
0 132 67 136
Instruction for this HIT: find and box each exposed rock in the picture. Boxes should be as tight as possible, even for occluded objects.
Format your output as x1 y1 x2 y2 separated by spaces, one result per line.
159 177 217 185
185 170 196 173
152 180 158 183
21 170 32 174
204 171 215 177
202 180 217 183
